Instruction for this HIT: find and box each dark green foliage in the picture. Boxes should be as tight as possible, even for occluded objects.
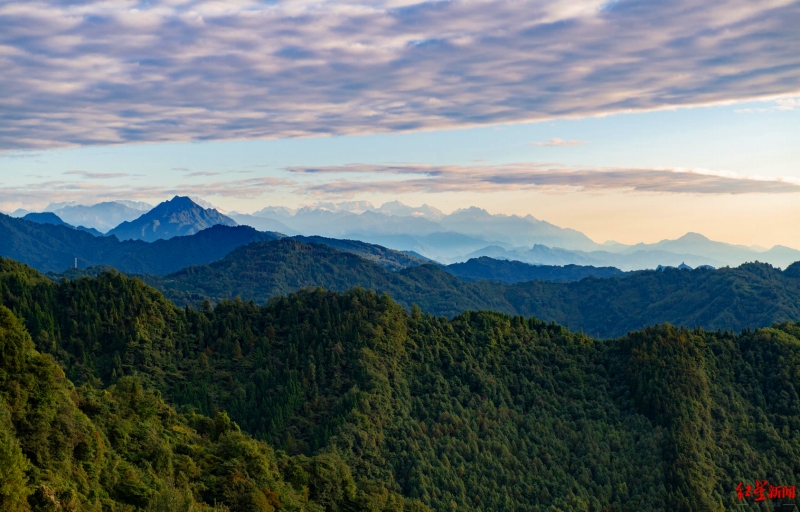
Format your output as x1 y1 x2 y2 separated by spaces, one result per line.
148 239 800 337
0 299 420 511
785 261 800 279
1 258 799 510
445 256 626 283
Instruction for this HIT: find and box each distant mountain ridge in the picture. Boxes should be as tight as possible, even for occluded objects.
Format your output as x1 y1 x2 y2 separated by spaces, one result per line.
1 210 435 275
48 201 149 232
23 211 104 236
468 234 800 271
234 200 800 268
610 232 800 267
227 212 296 235
0 213 279 274
7 197 800 270
108 196 237 241
239 201 599 258
4 200 152 232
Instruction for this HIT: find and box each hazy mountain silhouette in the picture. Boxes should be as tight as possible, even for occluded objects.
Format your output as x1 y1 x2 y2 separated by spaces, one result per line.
235 201 600 259
49 201 149 232
107 196 237 241
23 211 104 236
233 201 800 268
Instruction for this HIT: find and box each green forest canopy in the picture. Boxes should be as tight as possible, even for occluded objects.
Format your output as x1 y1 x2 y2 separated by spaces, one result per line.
0 293 424 511
1 256 799 511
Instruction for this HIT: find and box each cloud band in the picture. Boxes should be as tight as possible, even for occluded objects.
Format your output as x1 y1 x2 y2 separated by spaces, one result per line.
0 0 798 149
288 163 800 196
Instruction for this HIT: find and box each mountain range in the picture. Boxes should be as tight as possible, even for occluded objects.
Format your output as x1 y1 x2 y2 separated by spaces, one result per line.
48 200 151 232
0 213 279 274
468 232 800 270
232 200 800 269
143 238 800 338
5 196 800 270
0 210 442 276
8 200 151 231
1 197 799 509
235 201 600 257
7 200 796 338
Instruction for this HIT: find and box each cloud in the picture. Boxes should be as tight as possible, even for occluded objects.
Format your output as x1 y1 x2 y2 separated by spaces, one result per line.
287 163 800 196
532 138 584 147
0 0 797 149
63 170 133 179
0 176 295 209
776 97 800 110
0 151 42 159
734 95 800 113
185 172 221 177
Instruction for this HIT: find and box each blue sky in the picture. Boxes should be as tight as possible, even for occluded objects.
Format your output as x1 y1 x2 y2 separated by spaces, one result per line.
0 0 798 246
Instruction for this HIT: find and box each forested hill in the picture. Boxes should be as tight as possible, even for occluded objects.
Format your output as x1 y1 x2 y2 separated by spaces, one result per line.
147 238 800 338
292 235 432 270
445 256 626 283
1 259 799 510
0 299 422 511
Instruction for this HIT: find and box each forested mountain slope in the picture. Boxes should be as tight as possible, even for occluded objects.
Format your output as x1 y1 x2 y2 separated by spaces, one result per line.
0 297 421 511
147 239 800 338
1 259 799 511
292 235 432 270
146 239 512 318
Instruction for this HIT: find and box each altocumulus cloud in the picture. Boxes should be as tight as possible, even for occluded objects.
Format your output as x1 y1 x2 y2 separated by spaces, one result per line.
288 164 800 196
0 0 798 150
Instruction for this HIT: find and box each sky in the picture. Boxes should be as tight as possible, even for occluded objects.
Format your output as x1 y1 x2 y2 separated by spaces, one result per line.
0 0 798 247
